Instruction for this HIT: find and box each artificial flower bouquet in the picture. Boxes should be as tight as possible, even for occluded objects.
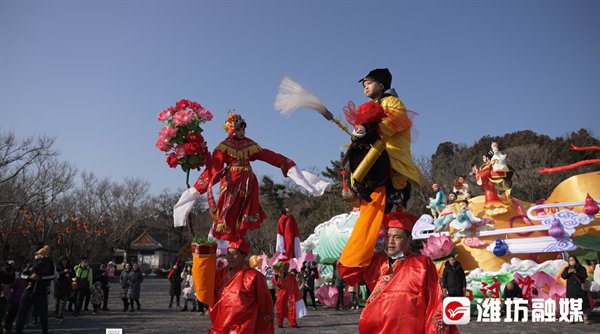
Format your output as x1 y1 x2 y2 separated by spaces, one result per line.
155 99 213 186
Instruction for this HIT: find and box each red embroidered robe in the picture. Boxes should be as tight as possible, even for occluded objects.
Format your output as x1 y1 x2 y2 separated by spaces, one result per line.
338 251 459 334
208 264 274 334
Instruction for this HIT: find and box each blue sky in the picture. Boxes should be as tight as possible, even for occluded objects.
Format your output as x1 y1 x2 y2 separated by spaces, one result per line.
1 0 599 194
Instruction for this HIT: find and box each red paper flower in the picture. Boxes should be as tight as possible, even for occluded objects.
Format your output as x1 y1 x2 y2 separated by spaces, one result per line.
184 142 201 155
187 132 203 142
166 153 178 168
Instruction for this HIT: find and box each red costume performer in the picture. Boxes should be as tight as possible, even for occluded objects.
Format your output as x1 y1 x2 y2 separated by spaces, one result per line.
209 239 274 334
275 209 301 259
194 114 296 241
338 211 459 334
272 261 305 328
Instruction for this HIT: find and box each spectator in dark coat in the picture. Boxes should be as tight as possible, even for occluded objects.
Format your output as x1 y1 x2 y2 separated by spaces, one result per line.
561 255 591 325
55 258 76 313
302 262 319 310
4 274 27 331
168 264 182 308
120 263 132 312
15 245 56 334
333 261 346 310
127 263 144 312
53 257 72 320
442 255 466 297
97 264 111 311
1 261 15 328
502 280 523 299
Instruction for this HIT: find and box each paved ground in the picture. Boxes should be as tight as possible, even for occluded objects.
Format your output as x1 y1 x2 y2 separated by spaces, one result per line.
11 278 600 333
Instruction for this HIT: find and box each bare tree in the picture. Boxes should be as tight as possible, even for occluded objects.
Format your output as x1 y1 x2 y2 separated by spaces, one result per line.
1 161 76 259
0 131 74 260
0 132 57 188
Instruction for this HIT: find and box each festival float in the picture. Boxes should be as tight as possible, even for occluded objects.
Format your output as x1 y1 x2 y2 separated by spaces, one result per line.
299 143 599 307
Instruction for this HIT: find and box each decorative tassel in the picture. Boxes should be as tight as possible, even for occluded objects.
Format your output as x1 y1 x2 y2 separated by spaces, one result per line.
275 77 352 137
340 170 348 192
275 77 332 120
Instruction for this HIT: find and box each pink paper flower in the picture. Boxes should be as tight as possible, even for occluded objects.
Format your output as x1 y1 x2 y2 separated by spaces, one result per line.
175 144 186 157
159 126 177 139
155 136 172 152
172 110 194 126
198 108 213 122
420 235 454 260
157 109 171 122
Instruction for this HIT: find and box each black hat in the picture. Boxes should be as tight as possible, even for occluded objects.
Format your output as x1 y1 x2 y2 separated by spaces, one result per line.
359 68 392 91
485 150 494 159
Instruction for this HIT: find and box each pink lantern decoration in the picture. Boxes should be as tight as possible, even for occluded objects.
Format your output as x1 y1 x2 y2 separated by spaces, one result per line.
315 285 350 308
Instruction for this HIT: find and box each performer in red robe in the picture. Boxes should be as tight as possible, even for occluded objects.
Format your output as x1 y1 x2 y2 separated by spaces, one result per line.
194 114 296 241
209 238 274 334
275 208 301 259
272 260 306 328
338 211 459 334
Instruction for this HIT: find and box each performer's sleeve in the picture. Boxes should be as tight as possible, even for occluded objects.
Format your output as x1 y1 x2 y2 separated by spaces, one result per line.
254 272 275 333
378 97 411 138
424 258 459 334
193 149 225 193
275 215 286 253
292 277 308 319
291 216 302 258
338 253 383 291
291 215 299 236
251 149 296 176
